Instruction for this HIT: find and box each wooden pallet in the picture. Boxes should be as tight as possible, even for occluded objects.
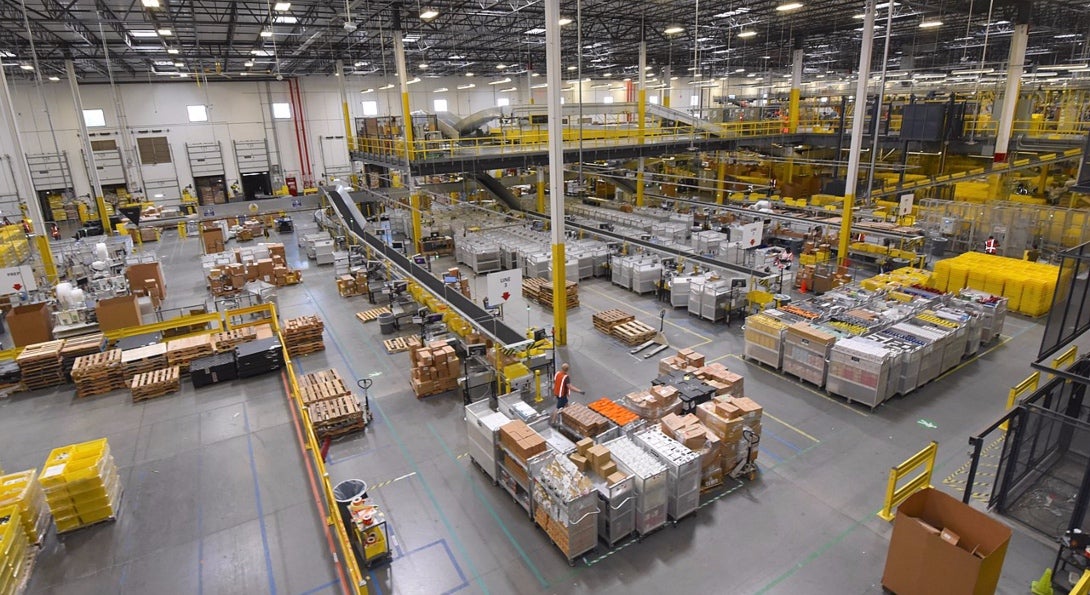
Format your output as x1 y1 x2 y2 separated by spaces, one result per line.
610 320 657 346
284 315 325 357
315 419 366 440
300 368 344 388
60 333 106 376
382 335 421 354
309 395 364 428
592 309 635 334
300 379 352 406
130 366 181 402
71 349 125 398
522 277 547 301
287 341 325 357
211 328 257 353
17 340 66 390
355 307 390 323
121 343 168 380
165 335 214 373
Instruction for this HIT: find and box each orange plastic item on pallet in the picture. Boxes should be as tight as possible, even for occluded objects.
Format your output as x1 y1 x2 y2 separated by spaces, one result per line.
589 397 639 427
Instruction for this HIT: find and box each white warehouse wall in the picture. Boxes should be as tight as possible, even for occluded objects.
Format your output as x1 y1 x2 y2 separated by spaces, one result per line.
6 72 782 205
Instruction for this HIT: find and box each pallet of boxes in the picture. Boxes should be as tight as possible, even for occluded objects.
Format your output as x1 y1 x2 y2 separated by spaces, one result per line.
658 412 725 492
409 342 460 398
336 271 370 298
283 315 325 357
622 384 681 423
695 394 763 482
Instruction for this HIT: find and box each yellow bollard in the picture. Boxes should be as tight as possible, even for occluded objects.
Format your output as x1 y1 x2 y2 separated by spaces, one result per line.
1002 372 1039 431
177 222 187 239
534 369 542 403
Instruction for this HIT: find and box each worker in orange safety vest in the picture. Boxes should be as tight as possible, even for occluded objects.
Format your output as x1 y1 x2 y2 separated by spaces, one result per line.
984 236 998 254
552 363 584 412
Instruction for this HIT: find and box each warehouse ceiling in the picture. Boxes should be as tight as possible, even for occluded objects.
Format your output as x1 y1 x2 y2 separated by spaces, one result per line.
0 0 1087 85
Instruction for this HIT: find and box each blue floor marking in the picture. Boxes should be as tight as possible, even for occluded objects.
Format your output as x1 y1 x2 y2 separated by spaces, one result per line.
301 286 490 594
296 579 337 595
760 446 784 464
426 422 549 589
367 570 385 595
326 444 393 466
242 403 279 595
762 428 803 453
197 423 205 595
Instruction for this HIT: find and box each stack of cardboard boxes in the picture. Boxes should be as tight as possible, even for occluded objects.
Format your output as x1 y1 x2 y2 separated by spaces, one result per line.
623 384 681 421
207 244 302 296
409 342 461 398
660 412 724 489
695 394 763 478
498 420 546 485
658 348 706 375
568 439 626 486
694 363 745 397
558 403 610 438
337 272 370 298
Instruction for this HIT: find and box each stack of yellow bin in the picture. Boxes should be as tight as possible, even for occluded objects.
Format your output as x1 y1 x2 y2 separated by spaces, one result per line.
0 504 30 595
0 470 50 545
38 439 122 534
931 252 1062 316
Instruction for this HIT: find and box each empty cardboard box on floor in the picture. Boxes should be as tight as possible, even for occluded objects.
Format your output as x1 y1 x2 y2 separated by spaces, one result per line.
881 488 1010 595
7 302 54 347
95 295 143 332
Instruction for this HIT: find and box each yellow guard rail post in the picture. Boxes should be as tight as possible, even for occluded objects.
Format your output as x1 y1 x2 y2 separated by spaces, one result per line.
1052 346 1078 372
1002 372 1040 431
878 441 939 521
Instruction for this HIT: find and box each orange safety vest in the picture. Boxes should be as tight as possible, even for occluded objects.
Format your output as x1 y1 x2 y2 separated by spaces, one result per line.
553 371 570 397
985 239 997 254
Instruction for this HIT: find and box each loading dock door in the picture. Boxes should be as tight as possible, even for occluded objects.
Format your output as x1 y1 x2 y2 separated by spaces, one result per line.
25 152 72 193
186 142 225 178
234 139 270 174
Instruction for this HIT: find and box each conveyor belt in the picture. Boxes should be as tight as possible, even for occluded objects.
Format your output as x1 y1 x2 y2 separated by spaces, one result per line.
321 185 527 347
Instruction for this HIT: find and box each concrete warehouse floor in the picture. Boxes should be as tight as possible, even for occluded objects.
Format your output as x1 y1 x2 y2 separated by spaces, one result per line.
0 219 1070 595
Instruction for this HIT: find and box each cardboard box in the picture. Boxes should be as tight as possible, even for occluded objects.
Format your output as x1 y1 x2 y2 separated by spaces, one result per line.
576 438 593 454
882 488 1011 595
598 461 617 477
95 294 142 332
7 302 53 347
606 472 626 486
568 454 588 471
585 445 610 468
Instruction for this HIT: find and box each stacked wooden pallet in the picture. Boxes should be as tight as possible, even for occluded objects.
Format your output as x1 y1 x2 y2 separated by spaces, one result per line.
165 335 214 374
120 343 167 381
309 395 366 439
522 277 547 301
283 315 325 357
539 281 579 310
210 328 257 353
299 368 353 406
610 320 657 346
592 309 635 335
60 333 106 379
130 366 181 402
71 349 125 398
16 340 65 391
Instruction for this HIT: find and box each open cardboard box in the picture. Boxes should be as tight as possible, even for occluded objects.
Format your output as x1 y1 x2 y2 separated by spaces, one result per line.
882 488 1011 595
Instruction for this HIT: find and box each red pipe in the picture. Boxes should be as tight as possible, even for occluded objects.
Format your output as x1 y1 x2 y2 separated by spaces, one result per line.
288 79 307 187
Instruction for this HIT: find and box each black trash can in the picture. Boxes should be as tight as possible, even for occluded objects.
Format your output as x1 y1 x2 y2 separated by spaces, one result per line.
931 237 948 258
332 479 369 535
378 313 395 335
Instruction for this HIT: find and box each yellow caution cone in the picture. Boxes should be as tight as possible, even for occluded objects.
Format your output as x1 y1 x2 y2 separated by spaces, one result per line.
1031 568 1054 595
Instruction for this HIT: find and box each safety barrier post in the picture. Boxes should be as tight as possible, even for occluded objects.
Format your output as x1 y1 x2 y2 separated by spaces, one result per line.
1052 346 1078 372
1002 372 1039 431
878 441 939 521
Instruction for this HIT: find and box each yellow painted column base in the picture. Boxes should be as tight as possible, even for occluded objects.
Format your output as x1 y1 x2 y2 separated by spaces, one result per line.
837 192 855 266
410 193 423 254
551 243 567 346
35 234 57 283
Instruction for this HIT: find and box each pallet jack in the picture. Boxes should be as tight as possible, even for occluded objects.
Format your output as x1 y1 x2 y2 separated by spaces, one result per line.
728 428 761 481
630 309 671 359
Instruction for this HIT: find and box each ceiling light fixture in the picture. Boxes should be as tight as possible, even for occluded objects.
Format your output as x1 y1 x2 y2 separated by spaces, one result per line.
919 20 943 28
496 64 507 69
420 8 439 20
48 76 59 81
457 83 476 89
567 65 577 71
500 87 517 92
664 25 684 35
531 83 548 89
130 30 158 38
244 60 255 67
558 17 572 26
407 77 421 85
361 88 374 93
418 63 428 69
776 2 803 11
174 62 184 67
274 2 291 11
488 77 512 85
738 30 757 38
19 64 32 70
260 30 273 37
167 48 179 54
141 0 159 7
274 16 297 24
1055 33 1079 39
157 28 172 36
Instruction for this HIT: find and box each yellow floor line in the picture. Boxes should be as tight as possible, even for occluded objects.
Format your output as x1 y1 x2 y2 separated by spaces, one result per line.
725 354 870 418
583 286 712 343
764 412 821 444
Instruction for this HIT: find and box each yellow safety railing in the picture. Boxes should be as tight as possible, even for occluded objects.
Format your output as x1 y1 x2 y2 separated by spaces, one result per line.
1002 372 1040 432
224 304 280 332
278 330 369 594
1052 346 1078 372
103 312 225 342
1073 569 1090 595
878 441 939 521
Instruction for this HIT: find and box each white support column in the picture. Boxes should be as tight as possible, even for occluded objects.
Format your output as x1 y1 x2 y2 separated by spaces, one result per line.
335 59 354 151
0 60 45 229
546 0 567 345
66 60 107 226
110 86 145 196
638 40 647 144
838 0 876 265
994 23 1029 162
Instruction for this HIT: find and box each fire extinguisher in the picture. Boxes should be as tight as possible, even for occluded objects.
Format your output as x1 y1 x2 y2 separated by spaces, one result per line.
50 222 60 240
